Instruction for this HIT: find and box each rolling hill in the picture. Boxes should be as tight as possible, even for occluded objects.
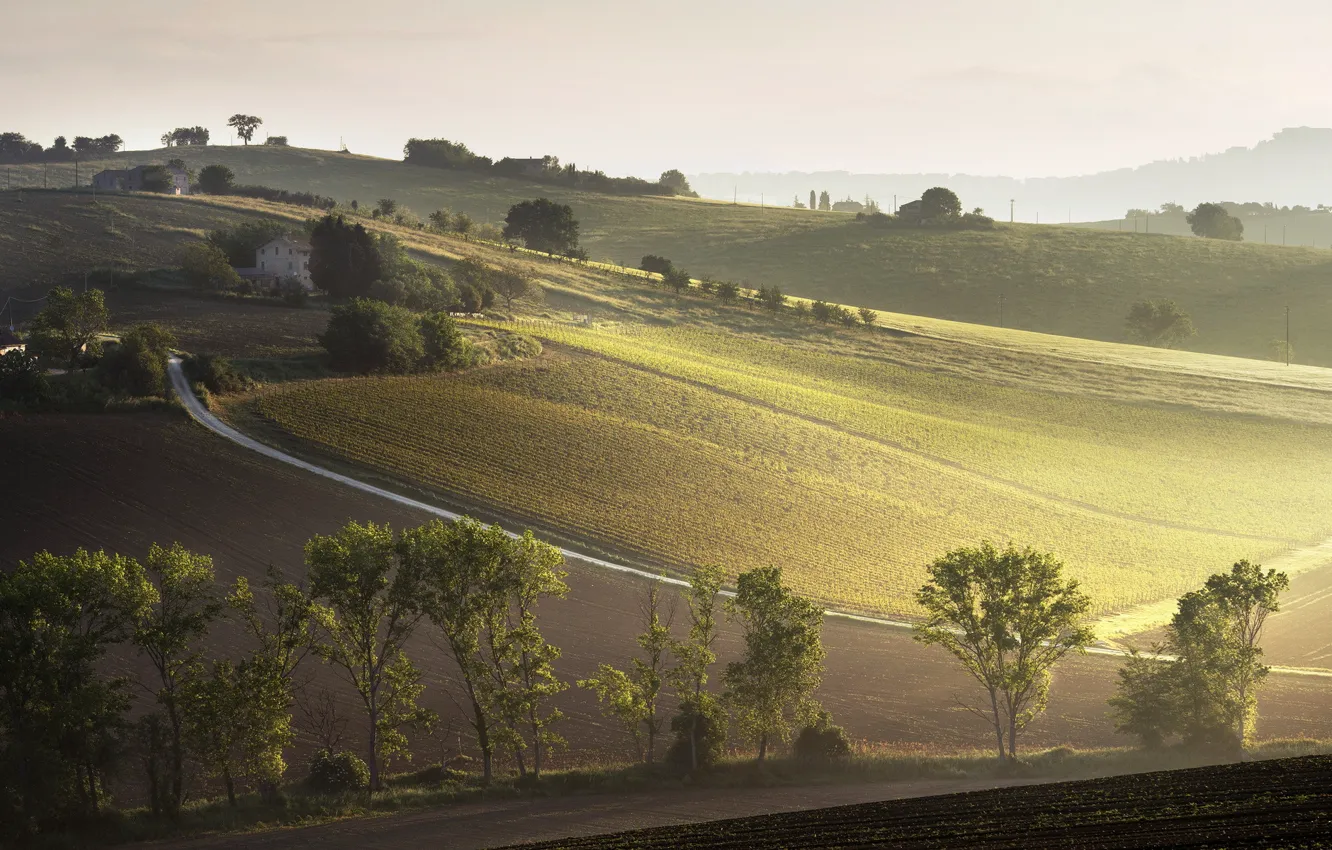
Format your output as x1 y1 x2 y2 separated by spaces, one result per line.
5 146 1332 364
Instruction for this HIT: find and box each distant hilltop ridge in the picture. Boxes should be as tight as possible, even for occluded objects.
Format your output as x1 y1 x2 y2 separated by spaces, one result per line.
689 128 1332 221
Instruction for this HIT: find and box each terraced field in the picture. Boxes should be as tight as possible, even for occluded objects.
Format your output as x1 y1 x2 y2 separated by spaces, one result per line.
504 755 1332 849
228 321 1332 617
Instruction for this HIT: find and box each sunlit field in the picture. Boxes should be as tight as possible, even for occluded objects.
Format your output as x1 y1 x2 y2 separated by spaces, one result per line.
227 319 1332 617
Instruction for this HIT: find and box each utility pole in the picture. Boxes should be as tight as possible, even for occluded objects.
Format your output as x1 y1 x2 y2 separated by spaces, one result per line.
1264 225 1268 244
893 194 897 214
1010 199 1014 223
1036 211 1040 224
1286 305 1291 366
998 293 1005 328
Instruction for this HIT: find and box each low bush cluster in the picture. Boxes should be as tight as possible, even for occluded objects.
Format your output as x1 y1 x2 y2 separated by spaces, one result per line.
307 750 370 793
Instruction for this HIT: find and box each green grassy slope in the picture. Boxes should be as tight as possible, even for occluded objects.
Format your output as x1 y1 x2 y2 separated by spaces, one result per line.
8 147 1332 364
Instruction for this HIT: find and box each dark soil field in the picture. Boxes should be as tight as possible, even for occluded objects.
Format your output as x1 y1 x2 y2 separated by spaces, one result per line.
503 755 1332 849
107 289 327 358
7 412 1332 767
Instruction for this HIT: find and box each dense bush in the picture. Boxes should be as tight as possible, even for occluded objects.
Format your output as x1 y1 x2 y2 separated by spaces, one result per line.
307 750 369 794
419 312 474 371
230 184 337 210
0 349 48 404
665 696 728 773
181 243 243 290
183 353 250 394
640 255 675 276
97 324 176 397
794 713 852 762
319 299 424 374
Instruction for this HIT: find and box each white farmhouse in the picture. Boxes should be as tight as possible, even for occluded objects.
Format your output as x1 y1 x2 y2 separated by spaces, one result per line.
256 237 313 290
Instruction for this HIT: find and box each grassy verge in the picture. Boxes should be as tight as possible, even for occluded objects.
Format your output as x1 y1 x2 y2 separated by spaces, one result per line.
37 739 1332 847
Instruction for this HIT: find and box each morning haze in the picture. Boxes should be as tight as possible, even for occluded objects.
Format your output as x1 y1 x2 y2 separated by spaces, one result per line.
4 0 1330 177
5 2 1332 847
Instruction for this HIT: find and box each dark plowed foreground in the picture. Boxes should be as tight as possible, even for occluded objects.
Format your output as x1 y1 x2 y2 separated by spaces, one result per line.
506 756 1332 849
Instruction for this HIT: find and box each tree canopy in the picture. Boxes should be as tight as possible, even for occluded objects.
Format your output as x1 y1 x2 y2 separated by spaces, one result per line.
914 542 1093 761
503 199 581 255
227 115 263 145
309 215 383 299
197 164 235 194
1125 299 1196 348
27 287 109 368
920 187 962 219
1187 203 1244 241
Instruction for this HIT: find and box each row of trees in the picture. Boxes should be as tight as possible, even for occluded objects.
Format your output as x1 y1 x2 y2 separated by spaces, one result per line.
0 518 833 838
403 138 696 198
0 132 123 163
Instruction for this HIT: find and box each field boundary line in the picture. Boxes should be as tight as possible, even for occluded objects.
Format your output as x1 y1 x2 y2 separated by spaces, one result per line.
165 359 1332 681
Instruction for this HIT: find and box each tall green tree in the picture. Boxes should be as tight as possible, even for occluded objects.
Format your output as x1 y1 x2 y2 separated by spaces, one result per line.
227 114 263 145
132 544 225 817
579 582 674 763
914 542 1093 761
668 564 724 771
722 567 825 761
309 214 383 299
495 532 569 779
27 287 109 368
306 521 432 791
403 518 510 784
818 191 831 211
1107 646 1178 749
503 198 581 255
809 190 816 211
225 568 320 800
0 551 153 831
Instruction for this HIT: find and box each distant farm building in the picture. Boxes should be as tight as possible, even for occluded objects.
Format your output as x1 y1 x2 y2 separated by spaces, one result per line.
234 237 313 291
92 164 190 195
832 198 865 213
897 199 923 220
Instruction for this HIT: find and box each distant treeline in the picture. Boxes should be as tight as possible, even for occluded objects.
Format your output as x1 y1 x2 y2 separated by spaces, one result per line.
0 132 123 163
403 138 697 198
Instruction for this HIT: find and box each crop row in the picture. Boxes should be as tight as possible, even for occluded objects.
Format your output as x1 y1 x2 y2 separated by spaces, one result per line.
493 319 1332 544
244 353 1264 616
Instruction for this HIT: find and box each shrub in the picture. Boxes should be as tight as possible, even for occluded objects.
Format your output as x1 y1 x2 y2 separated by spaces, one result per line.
370 278 408 306
318 298 425 374
419 312 474 371
307 749 369 793
97 324 176 397
665 695 728 774
0 349 49 404
183 353 250 395
282 288 309 308
640 255 675 276
793 713 851 763
196 164 235 195
858 306 878 326
181 243 243 290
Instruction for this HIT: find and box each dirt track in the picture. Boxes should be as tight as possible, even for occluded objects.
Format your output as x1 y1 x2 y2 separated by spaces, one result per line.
145 777 1039 850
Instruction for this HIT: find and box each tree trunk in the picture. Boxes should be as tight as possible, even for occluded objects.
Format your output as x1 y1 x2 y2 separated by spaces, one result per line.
646 727 655 765
224 769 236 808
757 733 768 763
367 703 380 792
988 689 1006 762
1008 712 1018 762
689 715 698 771
166 701 184 816
514 748 527 778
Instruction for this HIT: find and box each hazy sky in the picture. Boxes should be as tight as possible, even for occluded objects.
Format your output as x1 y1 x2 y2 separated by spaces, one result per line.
5 0 1329 177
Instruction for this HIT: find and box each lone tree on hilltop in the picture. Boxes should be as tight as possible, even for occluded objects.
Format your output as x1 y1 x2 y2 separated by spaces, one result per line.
503 198 581 255
921 187 962 220
1186 203 1244 241
227 114 263 145
914 542 1094 762
1125 299 1196 348
809 190 816 211
309 214 383 299
818 191 831 211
